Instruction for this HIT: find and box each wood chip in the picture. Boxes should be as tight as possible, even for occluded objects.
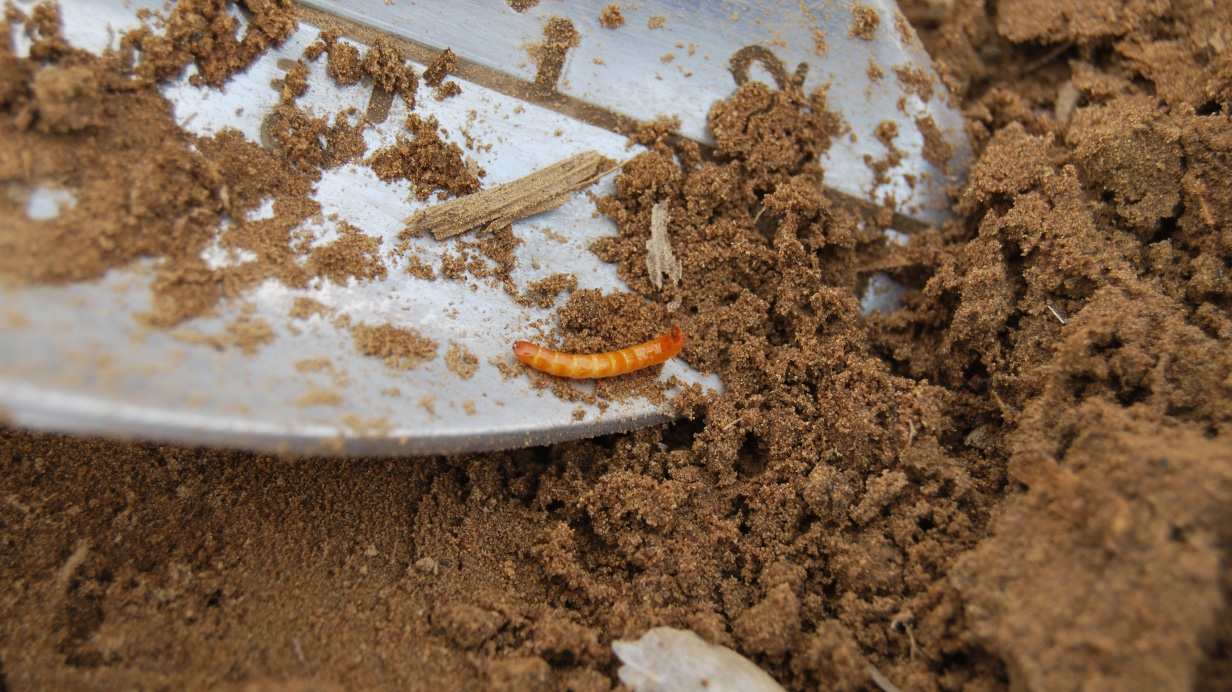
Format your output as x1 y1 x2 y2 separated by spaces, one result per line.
645 201 682 289
406 150 619 240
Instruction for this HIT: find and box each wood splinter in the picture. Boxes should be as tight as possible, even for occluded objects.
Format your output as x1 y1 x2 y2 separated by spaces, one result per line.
406 150 620 240
645 201 682 289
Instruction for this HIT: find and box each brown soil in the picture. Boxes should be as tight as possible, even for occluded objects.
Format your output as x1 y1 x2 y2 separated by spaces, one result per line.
599 5 626 30
3 1 1232 692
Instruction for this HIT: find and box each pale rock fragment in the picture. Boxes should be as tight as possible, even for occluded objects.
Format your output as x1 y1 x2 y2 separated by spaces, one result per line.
613 627 788 692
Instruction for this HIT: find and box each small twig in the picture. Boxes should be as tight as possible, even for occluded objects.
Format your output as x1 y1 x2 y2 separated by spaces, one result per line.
1023 41 1073 73
406 150 619 240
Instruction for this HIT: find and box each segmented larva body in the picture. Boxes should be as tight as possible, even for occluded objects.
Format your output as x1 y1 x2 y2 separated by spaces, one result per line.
513 326 684 379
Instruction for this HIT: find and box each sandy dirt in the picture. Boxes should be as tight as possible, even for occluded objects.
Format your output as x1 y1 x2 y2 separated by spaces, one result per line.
3 0 1232 691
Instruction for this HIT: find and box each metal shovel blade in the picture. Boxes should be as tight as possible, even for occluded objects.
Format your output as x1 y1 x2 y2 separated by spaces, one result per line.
0 0 969 455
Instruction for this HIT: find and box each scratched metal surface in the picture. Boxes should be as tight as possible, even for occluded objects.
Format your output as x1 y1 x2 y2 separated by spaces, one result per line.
0 0 967 455
302 0 971 225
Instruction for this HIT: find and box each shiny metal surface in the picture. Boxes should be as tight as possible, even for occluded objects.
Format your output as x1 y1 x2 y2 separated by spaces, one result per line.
303 0 970 226
0 0 967 455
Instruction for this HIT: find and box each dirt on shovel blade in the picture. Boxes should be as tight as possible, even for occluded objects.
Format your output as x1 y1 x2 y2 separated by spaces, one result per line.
2 0 1232 691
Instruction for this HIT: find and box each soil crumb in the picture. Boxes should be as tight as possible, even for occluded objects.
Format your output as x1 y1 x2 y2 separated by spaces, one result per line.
519 272 578 309
445 342 479 380
294 356 332 373
223 309 277 356
849 3 880 40
529 17 580 93
315 29 364 85
124 0 297 87
290 296 331 320
350 322 439 370
424 48 461 100
423 47 457 87
433 81 462 101
361 38 419 108
172 305 277 356
298 387 343 407
305 222 388 286
368 114 482 201
404 255 437 280
599 5 626 29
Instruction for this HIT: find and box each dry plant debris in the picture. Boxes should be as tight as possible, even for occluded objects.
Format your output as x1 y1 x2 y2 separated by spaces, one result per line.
644 201 682 289
405 150 619 240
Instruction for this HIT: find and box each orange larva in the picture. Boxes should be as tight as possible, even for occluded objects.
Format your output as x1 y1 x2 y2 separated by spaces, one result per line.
513 326 685 379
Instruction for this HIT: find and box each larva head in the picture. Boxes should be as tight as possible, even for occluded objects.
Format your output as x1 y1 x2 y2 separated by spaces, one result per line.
666 326 684 348
512 341 538 362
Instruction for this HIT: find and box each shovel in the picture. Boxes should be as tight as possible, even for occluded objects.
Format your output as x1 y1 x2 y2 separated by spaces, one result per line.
0 0 969 455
